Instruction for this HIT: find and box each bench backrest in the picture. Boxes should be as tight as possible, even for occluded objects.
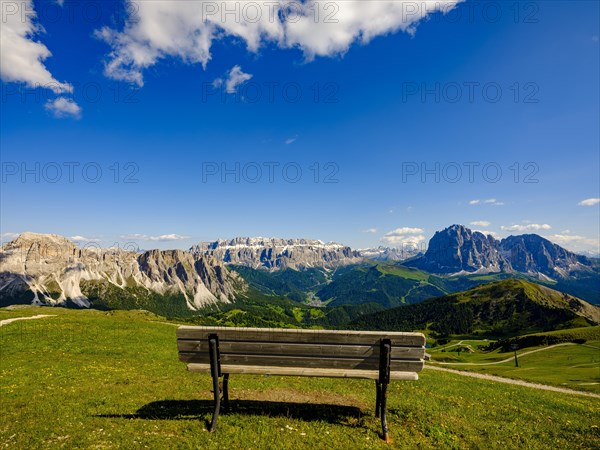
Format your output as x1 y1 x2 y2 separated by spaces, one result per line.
177 326 426 374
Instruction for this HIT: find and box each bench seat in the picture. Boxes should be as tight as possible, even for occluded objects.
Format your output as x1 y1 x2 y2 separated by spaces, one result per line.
186 363 419 380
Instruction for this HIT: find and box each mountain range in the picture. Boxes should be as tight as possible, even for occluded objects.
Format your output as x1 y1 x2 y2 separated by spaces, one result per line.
0 232 245 312
190 237 362 270
1 225 597 312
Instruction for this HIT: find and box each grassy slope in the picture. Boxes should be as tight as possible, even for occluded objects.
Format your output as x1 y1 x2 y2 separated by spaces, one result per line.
1 307 599 449
428 328 600 393
459 341 600 393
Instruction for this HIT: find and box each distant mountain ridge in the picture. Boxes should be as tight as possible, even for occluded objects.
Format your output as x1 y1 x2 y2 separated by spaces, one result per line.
191 237 362 271
0 233 245 311
408 224 594 280
358 246 421 261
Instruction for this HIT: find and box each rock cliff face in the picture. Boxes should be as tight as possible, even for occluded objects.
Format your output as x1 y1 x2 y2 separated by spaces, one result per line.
0 233 245 309
191 237 362 270
408 225 594 279
499 234 592 278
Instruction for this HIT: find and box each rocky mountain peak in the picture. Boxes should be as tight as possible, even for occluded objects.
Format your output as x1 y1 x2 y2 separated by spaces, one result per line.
408 225 594 279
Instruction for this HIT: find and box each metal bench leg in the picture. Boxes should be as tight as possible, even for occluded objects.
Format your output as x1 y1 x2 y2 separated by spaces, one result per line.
223 373 230 411
375 381 381 418
209 337 221 432
380 382 389 442
379 339 392 442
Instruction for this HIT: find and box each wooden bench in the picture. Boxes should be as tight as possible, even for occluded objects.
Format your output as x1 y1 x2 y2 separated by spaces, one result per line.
176 326 427 441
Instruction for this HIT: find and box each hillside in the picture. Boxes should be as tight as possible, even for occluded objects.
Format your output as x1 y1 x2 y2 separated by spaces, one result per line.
229 266 329 302
351 279 600 337
316 264 447 308
1 306 598 449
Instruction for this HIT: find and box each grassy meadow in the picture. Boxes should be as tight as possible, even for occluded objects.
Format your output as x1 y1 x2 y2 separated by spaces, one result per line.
1 306 598 449
428 328 600 394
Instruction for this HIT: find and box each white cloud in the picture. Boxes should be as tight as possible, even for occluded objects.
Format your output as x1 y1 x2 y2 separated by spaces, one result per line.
381 227 425 247
470 198 504 206
121 233 190 242
224 65 253 93
501 223 552 232
45 97 81 119
470 220 491 227
545 234 599 254
285 136 298 145
381 234 426 248
578 198 600 207
385 227 424 235
362 228 378 233
70 235 100 242
0 0 72 93
96 1 462 86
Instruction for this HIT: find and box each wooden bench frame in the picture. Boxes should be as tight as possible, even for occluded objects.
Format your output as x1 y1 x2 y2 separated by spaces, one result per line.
177 326 427 441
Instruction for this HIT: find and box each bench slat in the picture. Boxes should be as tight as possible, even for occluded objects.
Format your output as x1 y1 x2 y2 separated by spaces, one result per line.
179 352 424 372
177 326 425 347
177 340 425 360
186 363 419 381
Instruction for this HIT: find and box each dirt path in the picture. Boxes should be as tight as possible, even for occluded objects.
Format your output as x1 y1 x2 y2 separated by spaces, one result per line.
425 365 600 398
431 342 576 365
0 315 56 327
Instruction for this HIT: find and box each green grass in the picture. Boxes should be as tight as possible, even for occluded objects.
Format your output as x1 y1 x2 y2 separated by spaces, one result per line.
460 342 600 393
1 307 599 449
428 332 600 393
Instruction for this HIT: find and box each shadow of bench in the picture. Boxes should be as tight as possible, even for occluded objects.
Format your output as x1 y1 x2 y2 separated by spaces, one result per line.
96 399 364 429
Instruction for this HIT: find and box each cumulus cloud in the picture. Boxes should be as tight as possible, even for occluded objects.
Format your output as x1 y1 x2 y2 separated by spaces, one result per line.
96 1 462 86
45 97 81 119
545 234 599 254
501 223 552 232
470 220 491 227
0 0 72 93
362 228 378 233
578 198 600 207
121 233 190 242
381 227 425 247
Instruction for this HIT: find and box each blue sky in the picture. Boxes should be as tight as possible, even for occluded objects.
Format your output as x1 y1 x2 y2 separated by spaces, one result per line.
1 0 599 253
